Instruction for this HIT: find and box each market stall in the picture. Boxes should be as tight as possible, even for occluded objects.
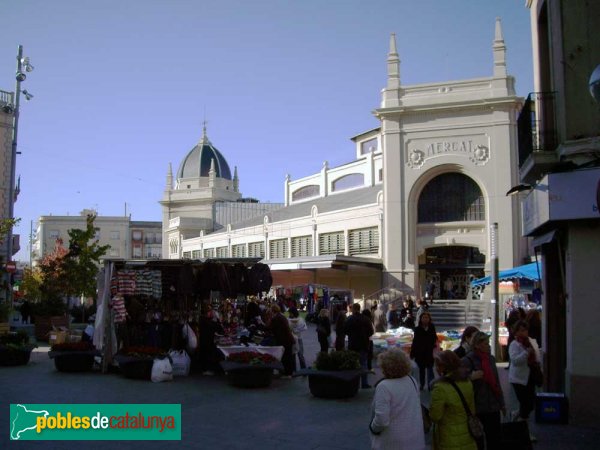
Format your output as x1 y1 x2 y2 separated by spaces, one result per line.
470 261 542 289
471 261 542 320
369 327 507 360
471 261 542 358
93 258 273 374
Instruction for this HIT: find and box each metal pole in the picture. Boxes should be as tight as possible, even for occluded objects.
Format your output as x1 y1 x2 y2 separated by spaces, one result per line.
490 222 499 357
7 46 23 264
3 45 23 305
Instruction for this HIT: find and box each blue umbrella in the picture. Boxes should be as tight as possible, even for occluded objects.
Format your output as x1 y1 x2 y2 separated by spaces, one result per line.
471 261 541 287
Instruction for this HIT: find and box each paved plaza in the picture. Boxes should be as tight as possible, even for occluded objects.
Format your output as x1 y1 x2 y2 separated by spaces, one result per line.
2 322 600 449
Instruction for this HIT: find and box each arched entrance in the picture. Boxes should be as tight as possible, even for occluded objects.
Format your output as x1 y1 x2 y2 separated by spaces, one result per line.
417 172 486 300
420 246 485 300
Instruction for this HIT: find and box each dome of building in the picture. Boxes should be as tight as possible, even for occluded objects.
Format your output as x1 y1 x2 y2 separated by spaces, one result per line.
176 125 232 180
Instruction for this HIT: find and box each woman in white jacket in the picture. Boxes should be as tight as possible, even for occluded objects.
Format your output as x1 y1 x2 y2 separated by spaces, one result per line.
508 320 541 421
288 307 307 369
369 349 425 450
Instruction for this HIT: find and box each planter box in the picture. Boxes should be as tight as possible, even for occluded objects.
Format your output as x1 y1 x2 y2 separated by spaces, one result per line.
220 361 284 388
48 350 98 372
295 369 363 399
0 347 33 366
114 354 155 380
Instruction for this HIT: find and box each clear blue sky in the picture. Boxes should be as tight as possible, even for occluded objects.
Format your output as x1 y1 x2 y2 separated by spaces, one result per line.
1 0 533 262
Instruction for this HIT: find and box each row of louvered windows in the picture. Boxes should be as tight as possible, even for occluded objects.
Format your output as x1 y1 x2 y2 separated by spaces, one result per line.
189 227 379 259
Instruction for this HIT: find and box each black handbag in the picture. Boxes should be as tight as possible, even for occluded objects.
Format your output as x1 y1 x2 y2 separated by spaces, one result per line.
409 376 432 433
501 421 533 450
529 362 543 387
446 379 485 441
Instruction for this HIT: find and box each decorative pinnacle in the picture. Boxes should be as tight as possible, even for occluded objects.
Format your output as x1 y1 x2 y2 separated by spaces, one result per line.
387 33 400 88
494 17 504 43
389 33 398 56
493 17 507 77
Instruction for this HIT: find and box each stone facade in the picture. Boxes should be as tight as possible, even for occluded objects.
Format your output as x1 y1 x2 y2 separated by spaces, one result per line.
377 22 526 298
169 20 526 302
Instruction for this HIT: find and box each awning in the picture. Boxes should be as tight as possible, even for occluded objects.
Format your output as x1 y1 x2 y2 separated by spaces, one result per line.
263 255 383 272
532 230 557 248
471 261 542 287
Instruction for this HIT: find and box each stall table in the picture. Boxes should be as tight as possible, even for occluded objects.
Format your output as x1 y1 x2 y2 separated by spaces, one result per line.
218 345 284 361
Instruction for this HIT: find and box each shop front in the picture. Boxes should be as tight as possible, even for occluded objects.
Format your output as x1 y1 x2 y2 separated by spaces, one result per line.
522 167 600 425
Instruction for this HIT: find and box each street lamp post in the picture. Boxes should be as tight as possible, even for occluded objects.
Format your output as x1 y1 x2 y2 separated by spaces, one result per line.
2 45 33 304
490 222 500 357
6 45 33 266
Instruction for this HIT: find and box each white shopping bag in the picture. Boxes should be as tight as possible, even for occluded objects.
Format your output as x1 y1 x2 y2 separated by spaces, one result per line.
169 349 191 376
182 323 198 354
151 357 174 383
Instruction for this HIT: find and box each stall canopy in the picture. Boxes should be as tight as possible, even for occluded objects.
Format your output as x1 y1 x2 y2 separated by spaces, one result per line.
471 261 541 287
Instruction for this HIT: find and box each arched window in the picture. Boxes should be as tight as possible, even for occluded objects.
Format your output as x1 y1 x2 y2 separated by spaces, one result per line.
169 239 178 254
332 173 364 192
418 173 484 223
292 184 320 202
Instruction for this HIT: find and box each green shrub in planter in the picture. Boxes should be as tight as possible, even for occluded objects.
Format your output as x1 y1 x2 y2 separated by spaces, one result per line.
0 331 37 366
0 330 30 347
314 350 361 371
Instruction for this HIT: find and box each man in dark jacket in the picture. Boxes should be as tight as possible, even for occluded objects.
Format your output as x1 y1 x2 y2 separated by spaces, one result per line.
344 303 374 388
268 304 296 377
198 307 225 375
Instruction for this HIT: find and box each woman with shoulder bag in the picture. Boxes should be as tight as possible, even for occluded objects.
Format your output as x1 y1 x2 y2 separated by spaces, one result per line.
429 350 478 450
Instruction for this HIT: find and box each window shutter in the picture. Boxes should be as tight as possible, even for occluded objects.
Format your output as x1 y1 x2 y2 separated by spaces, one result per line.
232 244 247 258
348 227 379 255
248 242 265 258
291 235 313 257
269 239 288 259
319 232 345 255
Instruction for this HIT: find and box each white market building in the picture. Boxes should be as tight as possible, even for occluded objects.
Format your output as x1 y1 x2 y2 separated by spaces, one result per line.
162 20 527 303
